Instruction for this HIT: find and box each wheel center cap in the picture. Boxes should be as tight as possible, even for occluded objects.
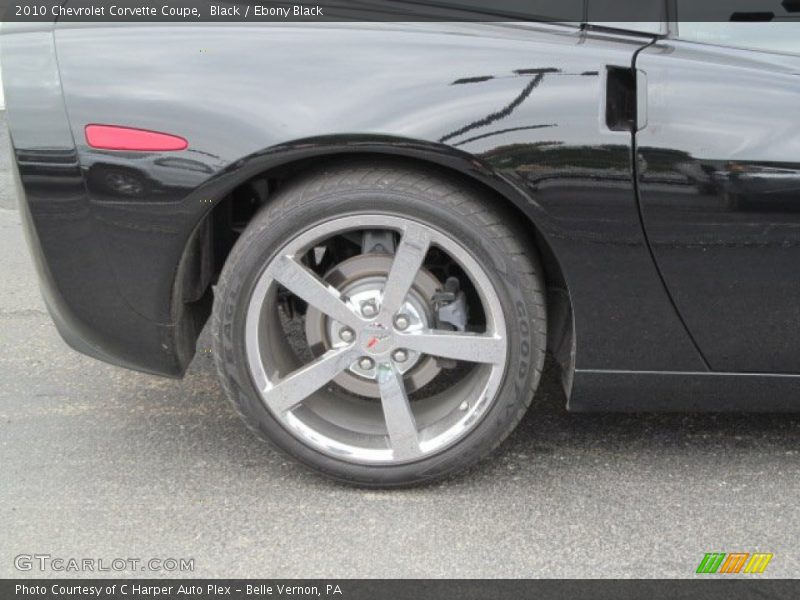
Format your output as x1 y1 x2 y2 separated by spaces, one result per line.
360 324 393 355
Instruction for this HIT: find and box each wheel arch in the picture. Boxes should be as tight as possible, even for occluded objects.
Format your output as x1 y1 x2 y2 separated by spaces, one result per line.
174 135 575 388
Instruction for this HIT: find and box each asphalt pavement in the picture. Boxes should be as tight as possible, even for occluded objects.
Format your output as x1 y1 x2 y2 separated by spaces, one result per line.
1 112 799 578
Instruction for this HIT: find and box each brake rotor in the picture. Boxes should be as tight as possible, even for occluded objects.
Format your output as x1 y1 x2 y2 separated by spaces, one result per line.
304 254 442 398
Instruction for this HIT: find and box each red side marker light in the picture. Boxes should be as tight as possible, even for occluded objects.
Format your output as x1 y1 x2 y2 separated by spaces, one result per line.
85 124 188 151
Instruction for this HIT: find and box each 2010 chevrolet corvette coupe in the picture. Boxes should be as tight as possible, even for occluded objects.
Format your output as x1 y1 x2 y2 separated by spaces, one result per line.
3 11 800 484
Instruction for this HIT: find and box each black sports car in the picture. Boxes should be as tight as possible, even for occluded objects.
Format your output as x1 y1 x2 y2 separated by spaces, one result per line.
3 4 800 485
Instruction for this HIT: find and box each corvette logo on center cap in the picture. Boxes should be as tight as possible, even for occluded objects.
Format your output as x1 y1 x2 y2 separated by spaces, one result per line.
363 328 390 353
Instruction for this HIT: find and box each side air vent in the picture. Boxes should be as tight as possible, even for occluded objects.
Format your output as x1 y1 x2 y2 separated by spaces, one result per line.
605 66 637 132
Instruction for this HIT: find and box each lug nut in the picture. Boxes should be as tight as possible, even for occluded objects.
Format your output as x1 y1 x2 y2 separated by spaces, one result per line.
358 357 375 370
393 314 410 331
338 328 355 343
392 349 408 363
360 300 378 318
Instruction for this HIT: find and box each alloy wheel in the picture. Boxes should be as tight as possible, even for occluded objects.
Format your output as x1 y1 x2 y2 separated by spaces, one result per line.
244 215 508 465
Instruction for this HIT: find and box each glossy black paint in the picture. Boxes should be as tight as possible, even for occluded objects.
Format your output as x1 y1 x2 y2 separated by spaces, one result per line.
2 26 188 374
636 41 800 374
3 22 798 409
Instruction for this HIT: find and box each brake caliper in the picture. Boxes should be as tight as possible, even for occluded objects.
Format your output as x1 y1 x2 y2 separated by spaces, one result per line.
432 277 468 369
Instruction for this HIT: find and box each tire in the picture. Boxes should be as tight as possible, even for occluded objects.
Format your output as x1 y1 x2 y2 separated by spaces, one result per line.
212 161 546 486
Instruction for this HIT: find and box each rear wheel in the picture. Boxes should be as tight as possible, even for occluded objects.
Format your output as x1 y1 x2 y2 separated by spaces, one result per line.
212 162 546 486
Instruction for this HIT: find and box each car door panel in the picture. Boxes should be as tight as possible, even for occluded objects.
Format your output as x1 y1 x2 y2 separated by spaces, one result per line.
636 41 800 373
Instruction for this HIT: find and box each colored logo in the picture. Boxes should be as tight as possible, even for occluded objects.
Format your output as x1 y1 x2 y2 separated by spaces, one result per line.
696 552 773 574
361 324 391 354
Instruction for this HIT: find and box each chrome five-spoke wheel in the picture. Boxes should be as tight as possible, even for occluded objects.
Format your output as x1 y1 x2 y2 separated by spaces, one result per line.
245 215 507 464
213 162 546 485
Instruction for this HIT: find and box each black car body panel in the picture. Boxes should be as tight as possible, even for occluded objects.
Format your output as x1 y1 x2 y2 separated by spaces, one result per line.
636 41 800 374
3 21 800 409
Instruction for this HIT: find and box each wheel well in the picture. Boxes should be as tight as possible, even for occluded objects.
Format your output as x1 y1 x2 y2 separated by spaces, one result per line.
179 153 574 381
